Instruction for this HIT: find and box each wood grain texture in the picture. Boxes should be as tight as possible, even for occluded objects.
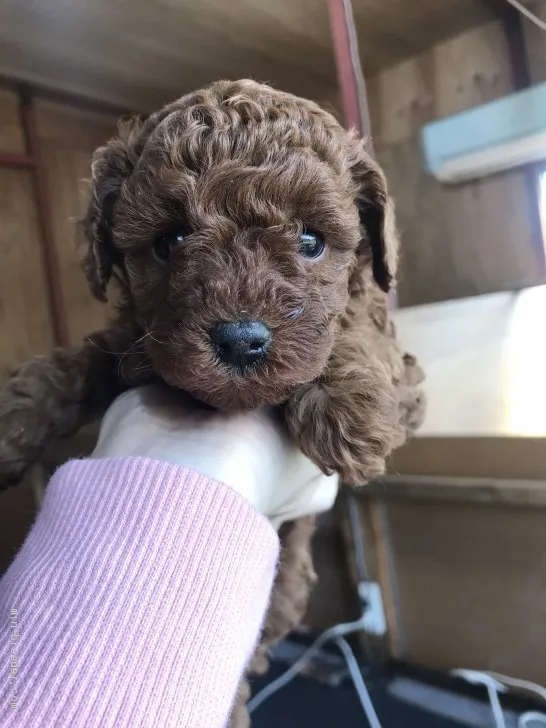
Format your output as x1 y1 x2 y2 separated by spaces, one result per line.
391 436 546 481
384 499 546 684
0 169 54 378
0 89 25 152
369 20 545 306
341 494 392 660
36 102 117 344
0 0 495 112
370 474 546 507
304 503 360 631
523 0 546 84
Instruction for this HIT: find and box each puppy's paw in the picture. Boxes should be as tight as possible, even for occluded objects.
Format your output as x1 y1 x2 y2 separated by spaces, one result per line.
285 366 403 486
0 359 55 489
0 399 45 489
398 352 427 437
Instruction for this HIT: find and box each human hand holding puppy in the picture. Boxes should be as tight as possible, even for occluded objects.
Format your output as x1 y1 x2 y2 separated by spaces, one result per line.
1 384 336 728
92 384 339 529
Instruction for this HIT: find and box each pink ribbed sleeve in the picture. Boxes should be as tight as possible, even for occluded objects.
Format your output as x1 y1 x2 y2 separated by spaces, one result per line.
0 458 279 727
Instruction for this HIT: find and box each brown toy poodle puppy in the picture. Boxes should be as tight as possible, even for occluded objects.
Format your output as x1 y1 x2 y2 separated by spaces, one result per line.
0 79 425 726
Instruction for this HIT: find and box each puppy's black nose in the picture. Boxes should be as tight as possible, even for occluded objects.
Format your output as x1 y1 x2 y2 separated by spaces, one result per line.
212 321 272 370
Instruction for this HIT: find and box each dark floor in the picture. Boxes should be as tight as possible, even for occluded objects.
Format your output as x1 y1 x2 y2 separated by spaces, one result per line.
251 660 462 728
250 641 544 728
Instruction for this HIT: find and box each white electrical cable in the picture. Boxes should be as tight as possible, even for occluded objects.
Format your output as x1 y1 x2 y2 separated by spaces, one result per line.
486 672 546 702
488 671 546 727
452 670 508 728
335 635 383 728
248 609 383 727
520 712 546 727
247 626 339 712
504 0 546 32
452 668 546 728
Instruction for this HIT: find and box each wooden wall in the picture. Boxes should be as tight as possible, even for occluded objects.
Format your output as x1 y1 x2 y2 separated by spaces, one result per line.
524 1 546 84
3 16 546 366
0 91 115 379
347 482 546 686
0 90 53 379
367 20 545 307
36 101 116 343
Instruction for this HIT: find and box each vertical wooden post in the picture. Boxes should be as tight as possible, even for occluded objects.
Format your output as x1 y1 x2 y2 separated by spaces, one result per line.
18 86 69 347
327 0 373 150
480 0 546 273
327 0 399 307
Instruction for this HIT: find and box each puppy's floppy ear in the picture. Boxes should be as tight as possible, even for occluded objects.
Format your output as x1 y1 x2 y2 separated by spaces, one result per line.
82 118 144 301
349 140 398 293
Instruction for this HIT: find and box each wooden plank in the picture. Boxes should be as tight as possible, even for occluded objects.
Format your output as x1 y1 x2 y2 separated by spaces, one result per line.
0 152 35 169
368 20 512 147
341 495 391 660
384 499 546 684
36 102 117 344
523 1 546 84
369 20 544 307
365 474 546 507
391 436 546 481
490 0 546 281
353 0 494 74
0 169 54 378
431 20 512 116
369 500 406 656
0 72 137 118
20 89 70 347
0 0 494 112
305 503 361 630
0 88 25 152
367 57 433 147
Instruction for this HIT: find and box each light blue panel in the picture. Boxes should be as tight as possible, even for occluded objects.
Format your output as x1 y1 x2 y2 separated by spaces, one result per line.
421 82 546 175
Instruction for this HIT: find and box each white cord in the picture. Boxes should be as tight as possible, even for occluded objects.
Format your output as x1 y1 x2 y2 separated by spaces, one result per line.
504 0 546 32
247 626 338 712
335 635 383 728
486 672 546 702
452 670 508 728
248 609 383 727
452 668 546 728
520 712 546 727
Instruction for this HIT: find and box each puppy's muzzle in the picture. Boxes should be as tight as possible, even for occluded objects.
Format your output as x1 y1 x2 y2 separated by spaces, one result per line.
211 321 272 371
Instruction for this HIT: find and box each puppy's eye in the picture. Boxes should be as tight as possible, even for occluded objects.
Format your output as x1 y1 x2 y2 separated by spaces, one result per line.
299 230 325 260
153 230 184 262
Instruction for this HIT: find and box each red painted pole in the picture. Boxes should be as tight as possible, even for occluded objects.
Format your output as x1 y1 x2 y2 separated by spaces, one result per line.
327 0 398 307
327 0 373 154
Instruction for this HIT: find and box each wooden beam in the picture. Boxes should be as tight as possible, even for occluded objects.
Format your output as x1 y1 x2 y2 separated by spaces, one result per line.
0 152 36 170
0 73 136 119
327 0 402 308
327 0 373 149
18 86 70 347
480 0 513 16
480 0 545 273
359 473 546 508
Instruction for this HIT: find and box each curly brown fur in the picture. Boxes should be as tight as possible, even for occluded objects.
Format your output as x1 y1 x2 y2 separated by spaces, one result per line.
229 516 317 727
0 80 425 725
